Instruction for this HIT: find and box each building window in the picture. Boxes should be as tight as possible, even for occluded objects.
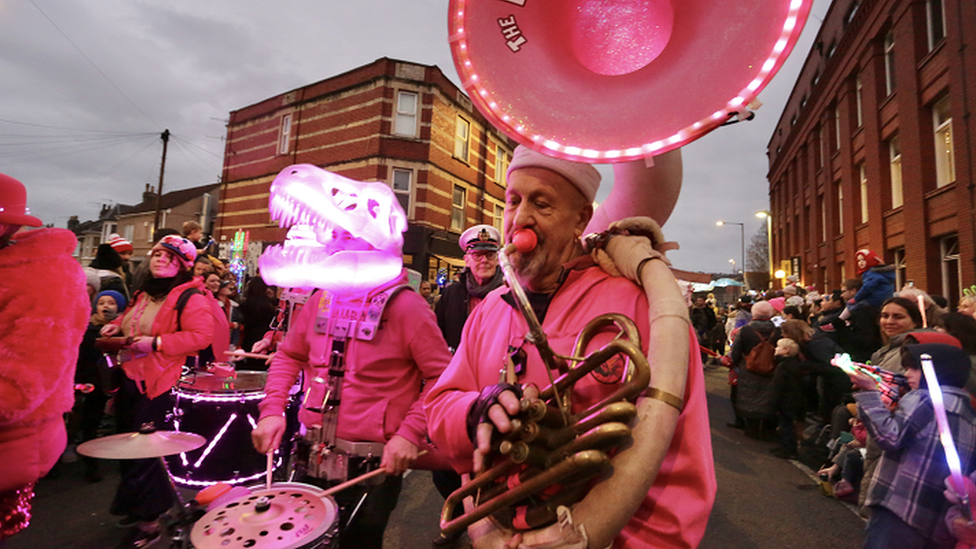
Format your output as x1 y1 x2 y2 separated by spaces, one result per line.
834 105 841 151
812 70 820 86
933 97 955 188
941 235 961 306
495 145 509 186
893 248 906 290
858 164 868 223
123 224 134 243
451 185 466 231
844 1 860 26
836 181 844 234
819 194 827 242
889 136 903 208
279 113 292 155
394 91 418 137
494 203 504 235
884 32 895 96
927 0 946 50
454 117 470 163
392 168 412 216
826 41 837 59
855 73 863 128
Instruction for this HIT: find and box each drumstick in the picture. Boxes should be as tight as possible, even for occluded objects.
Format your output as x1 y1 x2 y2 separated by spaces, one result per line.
319 450 428 497
225 350 272 360
266 452 273 490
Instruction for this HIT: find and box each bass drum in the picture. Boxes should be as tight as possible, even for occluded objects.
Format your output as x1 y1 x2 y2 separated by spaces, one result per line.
190 482 339 549
168 370 273 486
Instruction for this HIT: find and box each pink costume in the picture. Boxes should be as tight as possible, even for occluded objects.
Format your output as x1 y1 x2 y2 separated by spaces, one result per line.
425 263 716 548
259 272 451 451
0 228 88 537
110 278 217 399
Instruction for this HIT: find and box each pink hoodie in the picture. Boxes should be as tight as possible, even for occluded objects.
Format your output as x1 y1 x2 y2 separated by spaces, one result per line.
259 273 451 449
425 265 716 549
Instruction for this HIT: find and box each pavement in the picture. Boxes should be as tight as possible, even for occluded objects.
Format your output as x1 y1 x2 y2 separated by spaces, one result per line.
6 364 866 549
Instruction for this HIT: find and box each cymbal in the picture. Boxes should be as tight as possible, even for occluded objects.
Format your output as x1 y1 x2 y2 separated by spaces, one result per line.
77 430 207 460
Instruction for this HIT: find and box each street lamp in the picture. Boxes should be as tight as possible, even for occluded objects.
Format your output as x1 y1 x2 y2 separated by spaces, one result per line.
728 258 736 273
756 210 773 289
716 220 748 291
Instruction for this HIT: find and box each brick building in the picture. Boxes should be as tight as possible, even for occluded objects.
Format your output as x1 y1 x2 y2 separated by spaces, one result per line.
766 0 976 306
216 57 517 282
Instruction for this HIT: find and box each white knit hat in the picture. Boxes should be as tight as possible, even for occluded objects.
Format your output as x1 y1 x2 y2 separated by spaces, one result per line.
506 146 601 203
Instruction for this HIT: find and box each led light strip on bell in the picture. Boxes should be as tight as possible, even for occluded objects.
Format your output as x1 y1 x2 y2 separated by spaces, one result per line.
449 0 812 162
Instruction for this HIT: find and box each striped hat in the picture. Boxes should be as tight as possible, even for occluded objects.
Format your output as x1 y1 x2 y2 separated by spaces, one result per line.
108 233 133 253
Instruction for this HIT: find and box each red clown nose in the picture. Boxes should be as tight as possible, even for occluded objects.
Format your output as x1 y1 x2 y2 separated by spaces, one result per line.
512 229 537 253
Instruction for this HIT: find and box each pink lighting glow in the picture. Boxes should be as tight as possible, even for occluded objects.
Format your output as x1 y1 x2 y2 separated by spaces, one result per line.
259 164 407 294
920 354 969 502
193 413 237 469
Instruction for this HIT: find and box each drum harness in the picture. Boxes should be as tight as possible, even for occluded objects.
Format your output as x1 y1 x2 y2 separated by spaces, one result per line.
298 284 411 489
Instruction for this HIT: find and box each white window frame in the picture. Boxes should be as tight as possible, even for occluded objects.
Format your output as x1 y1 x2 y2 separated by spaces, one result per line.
123 224 134 243
855 73 863 128
495 145 509 187
819 194 827 242
889 136 903 208
454 117 470 163
394 91 418 137
494 203 504 235
893 248 906 290
927 0 946 50
858 164 869 223
941 235 961 305
933 97 955 188
392 168 412 217
837 181 844 234
279 113 292 155
884 32 895 96
451 185 466 231
818 125 826 167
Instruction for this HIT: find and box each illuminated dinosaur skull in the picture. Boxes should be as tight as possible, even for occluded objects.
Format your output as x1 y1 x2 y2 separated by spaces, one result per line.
259 164 407 294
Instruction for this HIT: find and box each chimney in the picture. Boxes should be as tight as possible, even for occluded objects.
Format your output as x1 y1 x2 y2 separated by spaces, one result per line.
143 184 157 204
67 215 80 232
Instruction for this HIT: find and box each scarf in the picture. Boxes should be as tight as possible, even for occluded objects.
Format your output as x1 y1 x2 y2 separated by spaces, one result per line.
465 268 504 299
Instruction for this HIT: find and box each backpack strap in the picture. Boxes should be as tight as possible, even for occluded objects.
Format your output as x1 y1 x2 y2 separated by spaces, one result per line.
175 288 203 331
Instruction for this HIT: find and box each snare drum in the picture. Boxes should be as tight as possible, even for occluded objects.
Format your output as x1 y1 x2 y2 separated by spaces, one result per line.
190 482 339 549
168 370 272 486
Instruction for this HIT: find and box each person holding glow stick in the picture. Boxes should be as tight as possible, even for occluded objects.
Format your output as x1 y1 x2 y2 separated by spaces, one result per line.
847 342 976 549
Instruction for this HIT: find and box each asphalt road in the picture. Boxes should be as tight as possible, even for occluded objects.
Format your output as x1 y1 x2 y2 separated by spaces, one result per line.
7 365 866 548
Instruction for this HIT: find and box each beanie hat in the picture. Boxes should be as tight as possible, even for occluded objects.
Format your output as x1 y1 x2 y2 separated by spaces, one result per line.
902 343 971 389
856 249 882 275
108 233 133 254
767 297 786 314
95 290 127 312
151 234 197 269
89 243 122 271
507 145 601 203
752 301 775 320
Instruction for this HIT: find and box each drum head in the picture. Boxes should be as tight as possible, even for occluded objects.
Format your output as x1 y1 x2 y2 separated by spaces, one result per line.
190 483 338 549
178 371 267 394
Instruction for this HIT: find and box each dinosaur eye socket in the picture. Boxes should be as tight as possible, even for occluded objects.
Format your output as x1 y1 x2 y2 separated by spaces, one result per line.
368 199 380 219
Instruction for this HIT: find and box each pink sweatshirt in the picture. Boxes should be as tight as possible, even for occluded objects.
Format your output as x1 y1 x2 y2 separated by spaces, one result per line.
425 265 716 549
259 274 451 449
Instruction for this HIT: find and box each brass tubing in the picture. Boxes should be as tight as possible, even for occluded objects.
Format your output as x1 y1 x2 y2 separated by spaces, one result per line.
439 450 611 537
545 423 632 469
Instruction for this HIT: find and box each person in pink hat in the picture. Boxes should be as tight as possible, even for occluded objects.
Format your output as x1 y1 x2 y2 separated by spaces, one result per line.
99 233 217 547
0 173 89 541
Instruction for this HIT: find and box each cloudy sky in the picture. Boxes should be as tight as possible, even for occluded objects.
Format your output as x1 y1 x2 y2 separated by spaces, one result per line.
0 0 830 273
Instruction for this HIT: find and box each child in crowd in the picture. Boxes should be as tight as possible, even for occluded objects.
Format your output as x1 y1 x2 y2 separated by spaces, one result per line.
850 342 976 549
771 338 803 459
839 249 895 322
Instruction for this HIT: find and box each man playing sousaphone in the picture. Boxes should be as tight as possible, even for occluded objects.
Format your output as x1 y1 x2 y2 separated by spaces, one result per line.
425 146 716 548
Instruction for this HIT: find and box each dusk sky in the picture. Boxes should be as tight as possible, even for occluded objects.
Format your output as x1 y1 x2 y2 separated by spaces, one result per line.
0 0 830 273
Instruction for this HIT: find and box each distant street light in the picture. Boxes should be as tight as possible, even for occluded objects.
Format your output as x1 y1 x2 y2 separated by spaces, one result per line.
756 210 773 289
716 220 748 291
728 258 736 272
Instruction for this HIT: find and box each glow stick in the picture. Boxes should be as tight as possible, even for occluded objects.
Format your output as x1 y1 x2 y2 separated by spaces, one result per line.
918 295 928 328
832 354 883 384
920 353 972 522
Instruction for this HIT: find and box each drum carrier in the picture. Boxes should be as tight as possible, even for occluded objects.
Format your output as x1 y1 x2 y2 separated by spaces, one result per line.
293 284 410 485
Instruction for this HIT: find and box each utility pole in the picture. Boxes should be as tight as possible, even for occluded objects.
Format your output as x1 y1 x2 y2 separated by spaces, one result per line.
153 129 170 235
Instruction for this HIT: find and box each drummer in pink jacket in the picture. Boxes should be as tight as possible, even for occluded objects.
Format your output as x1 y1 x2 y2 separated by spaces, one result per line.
251 166 451 549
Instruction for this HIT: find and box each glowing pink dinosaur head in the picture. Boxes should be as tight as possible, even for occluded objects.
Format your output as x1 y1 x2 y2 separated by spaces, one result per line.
259 164 407 294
